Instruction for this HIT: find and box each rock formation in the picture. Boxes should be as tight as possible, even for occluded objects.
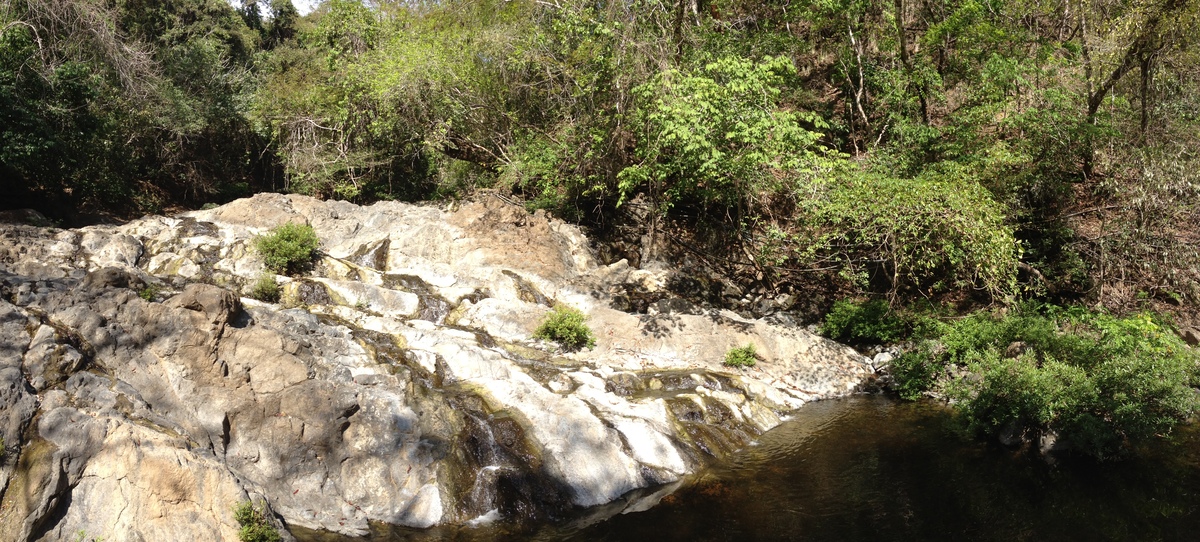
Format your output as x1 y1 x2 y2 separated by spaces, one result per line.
0 193 871 540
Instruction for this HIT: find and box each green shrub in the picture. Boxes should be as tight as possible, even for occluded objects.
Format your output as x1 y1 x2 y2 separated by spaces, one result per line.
137 284 160 302
804 170 1019 297
618 55 834 210
254 223 319 275
890 345 946 400
248 273 281 303
534 305 596 351
821 299 910 345
894 304 1200 458
723 344 758 368
233 501 281 542
72 530 105 542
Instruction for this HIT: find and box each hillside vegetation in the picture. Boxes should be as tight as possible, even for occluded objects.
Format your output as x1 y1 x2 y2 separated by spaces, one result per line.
3 0 1199 315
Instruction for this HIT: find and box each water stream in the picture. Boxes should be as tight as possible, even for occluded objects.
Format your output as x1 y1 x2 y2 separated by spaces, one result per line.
296 396 1200 541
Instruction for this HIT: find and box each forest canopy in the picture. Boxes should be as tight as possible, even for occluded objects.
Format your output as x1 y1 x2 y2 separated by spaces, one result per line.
2 0 1199 311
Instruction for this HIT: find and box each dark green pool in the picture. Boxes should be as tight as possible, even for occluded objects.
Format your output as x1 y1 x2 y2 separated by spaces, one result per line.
303 396 1200 541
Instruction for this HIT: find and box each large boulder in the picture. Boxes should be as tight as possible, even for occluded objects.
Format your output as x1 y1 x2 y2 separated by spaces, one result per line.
0 194 872 540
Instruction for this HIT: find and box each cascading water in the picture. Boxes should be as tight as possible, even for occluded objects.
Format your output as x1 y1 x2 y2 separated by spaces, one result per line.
383 274 454 324
464 466 506 526
460 412 509 524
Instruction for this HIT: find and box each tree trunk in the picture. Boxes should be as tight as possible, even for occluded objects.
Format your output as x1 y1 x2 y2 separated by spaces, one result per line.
673 0 686 65
1139 53 1152 144
894 0 929 124
1085 0 1182 125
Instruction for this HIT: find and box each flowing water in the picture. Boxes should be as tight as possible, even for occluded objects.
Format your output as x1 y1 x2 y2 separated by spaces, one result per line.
297 396 1200 541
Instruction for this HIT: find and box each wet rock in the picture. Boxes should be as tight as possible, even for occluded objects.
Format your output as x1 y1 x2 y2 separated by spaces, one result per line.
605 372 645 397
349 238 390 271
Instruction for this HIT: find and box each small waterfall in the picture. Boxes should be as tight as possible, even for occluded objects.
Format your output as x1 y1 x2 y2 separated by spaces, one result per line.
349 238 390 271
461 412 509 524
417 294 452 324
465 507 503 527
465 465 506 526
382 274 453 324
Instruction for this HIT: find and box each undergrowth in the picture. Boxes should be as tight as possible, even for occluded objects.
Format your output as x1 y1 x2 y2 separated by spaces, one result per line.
891 303 1200 459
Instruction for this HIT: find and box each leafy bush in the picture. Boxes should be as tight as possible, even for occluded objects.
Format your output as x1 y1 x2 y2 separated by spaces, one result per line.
821 299 910 345
890 347 944 401
802 170 1019 297
137 284 160 302
248 273 281 303
233 501 281 542
255 223 319 275
619 55 836 210
893 305 1200 458
534 305 596 351
723 344 758 368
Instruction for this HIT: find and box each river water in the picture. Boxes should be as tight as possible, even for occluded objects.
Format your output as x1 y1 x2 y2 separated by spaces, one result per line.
301 396 1200 541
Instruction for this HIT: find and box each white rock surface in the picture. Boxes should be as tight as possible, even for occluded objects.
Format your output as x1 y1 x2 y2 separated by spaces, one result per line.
0 194 872 541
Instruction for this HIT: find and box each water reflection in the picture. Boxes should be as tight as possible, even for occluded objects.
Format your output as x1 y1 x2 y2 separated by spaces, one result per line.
563 397 1200 542
296 396 1200 541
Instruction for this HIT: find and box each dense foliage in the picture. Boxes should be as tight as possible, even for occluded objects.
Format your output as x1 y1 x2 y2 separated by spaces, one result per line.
5 0 1196 309
821 299 912 345
892 305 1200 458
1 0 271 214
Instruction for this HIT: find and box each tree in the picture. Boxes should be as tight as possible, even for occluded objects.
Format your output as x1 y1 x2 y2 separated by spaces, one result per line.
0 0 268 218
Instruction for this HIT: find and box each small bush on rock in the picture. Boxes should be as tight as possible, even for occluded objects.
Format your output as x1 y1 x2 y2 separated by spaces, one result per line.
534 305 596 350
249 273 281 303
137 284 159 302
255 223 319 275
233 501 281 542
724 344 757 367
